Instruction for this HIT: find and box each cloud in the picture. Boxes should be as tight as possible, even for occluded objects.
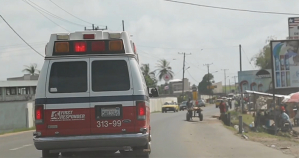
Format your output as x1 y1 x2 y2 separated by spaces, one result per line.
1 0 298 86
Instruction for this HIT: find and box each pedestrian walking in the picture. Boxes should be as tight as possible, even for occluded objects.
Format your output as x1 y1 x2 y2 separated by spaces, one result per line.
219 100 226 120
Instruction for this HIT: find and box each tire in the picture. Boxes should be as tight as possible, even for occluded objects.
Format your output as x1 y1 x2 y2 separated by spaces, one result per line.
61 152 73 157
199 113 203 121
42 150 59 158
122 143 150 158
186 112 190 121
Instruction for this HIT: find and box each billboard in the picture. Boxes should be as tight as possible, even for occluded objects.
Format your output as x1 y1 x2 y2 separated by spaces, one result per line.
238 69 272 93
271 40 299 89
288 17 299 39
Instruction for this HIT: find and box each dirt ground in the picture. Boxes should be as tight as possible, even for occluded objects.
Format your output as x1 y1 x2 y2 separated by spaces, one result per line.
249 136 299 157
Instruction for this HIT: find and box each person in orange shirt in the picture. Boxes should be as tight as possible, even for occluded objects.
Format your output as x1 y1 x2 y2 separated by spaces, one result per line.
219 100 226 120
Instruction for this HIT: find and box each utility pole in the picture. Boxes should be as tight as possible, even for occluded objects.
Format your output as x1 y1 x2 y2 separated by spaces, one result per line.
239 44 244 113
204 63 213 99
178 52 191 96
221 69 229 96
229 79 231 93
122 20 125 31
232 76 237 93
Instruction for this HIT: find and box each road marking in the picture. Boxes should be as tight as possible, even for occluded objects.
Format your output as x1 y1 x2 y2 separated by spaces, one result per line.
10 144 32 151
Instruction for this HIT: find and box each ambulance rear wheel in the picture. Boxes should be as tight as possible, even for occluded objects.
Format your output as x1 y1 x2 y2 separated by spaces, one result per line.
61 152 73 157
42 150 59 158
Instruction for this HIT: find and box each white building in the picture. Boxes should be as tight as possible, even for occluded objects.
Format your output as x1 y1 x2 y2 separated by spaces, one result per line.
169 78 191 94
212 81 223 94
0 74 38 102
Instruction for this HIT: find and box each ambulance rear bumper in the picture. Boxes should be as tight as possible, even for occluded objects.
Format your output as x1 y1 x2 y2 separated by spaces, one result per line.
33 133 149 151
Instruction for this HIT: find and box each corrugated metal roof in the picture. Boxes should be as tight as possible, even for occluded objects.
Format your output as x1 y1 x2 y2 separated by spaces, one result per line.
169 79 182 82
0 80 38 87
245 90 287 98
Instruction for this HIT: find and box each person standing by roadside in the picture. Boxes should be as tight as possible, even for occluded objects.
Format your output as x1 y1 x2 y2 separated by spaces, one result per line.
228 99 232 109
280 106 292 130
219 100 226 120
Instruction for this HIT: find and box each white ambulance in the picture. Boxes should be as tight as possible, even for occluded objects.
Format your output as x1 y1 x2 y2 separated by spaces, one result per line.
33 30 154 157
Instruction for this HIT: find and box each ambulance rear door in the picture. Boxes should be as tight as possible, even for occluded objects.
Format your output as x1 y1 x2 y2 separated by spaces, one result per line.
44 58 91 137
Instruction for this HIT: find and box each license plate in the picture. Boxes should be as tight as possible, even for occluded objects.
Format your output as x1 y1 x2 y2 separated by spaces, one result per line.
101 107 120 117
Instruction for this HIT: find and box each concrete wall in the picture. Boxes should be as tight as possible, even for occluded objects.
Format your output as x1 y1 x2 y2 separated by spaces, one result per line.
150 97 177 112
0 101 35 133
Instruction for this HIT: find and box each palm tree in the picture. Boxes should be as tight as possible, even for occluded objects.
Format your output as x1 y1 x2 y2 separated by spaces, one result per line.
141 64 155 79
141 64 157 87
22 63 39 75
155 59 174 81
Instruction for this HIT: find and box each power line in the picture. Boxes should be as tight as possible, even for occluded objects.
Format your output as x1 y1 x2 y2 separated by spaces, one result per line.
164 0 299 15
186 69 199 83
23 0 70 32
48 0 106 27
0 15 44 57
0 42 46 49
137 44 237 50
25 0 86 27
241 47 255 69
0 45 45 54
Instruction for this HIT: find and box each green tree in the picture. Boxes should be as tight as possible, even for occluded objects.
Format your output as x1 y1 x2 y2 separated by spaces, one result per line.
251 36 277 69
197 73 214 95
155 59 174 81
22 63 39 75
140 64 157 88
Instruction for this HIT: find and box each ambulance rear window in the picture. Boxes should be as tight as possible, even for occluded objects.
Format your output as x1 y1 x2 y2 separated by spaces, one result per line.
49 61 87 93
92 60 130 91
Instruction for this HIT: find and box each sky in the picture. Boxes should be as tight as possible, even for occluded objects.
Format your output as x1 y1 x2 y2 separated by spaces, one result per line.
0 0 298 86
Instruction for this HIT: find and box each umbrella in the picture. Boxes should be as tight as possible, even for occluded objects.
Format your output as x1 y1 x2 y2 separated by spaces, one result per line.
282 96 290 103
286 92 299 103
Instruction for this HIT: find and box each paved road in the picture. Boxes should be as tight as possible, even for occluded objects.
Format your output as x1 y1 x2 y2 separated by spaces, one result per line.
0 105 294 158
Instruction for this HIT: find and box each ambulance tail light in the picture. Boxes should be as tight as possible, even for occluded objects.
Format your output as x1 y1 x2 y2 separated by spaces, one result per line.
74 41 87 52
109 40 124 51
91 41 105 52
83 34 95 39
55 42 69 53
137 101 146 120
35 105 44 124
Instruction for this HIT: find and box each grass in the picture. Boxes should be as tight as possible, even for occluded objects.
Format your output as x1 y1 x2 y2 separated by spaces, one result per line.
227 111 254 125
223 112 296 142
0 127 35 135
151 111 161 113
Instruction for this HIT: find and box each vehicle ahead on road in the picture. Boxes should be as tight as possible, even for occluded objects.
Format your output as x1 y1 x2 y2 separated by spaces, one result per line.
197 99 206 107
227 93 235 100
179 101 187 111
33 30 153 158
215 99 222 108
162 102 179 113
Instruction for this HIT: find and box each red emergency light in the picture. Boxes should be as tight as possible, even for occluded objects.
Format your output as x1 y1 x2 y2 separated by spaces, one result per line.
74 42 86 52
91 41 105 52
